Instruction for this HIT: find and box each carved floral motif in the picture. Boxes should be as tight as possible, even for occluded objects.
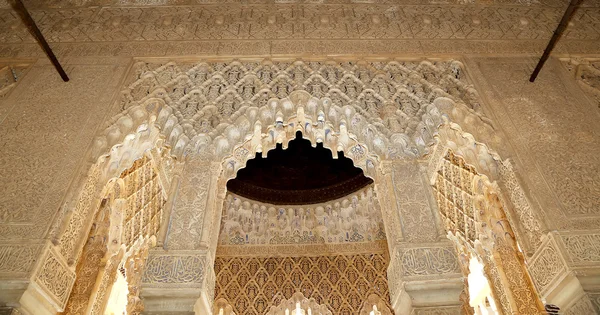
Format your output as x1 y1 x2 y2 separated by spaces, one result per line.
34 247 76 310
214 253 392 315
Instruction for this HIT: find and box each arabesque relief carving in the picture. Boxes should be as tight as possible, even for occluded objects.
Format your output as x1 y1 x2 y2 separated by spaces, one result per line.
2 53 579 315
214 253 392 315
431 149 545 314
0 2 600 57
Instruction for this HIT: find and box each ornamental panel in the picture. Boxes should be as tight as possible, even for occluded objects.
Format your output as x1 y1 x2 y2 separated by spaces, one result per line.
214 253 392 315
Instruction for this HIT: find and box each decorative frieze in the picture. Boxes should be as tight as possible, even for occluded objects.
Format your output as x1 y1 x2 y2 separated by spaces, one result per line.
564 294 596 315
395 246 461 278
0 3 599 56
142 251 207 287
561 234 600 265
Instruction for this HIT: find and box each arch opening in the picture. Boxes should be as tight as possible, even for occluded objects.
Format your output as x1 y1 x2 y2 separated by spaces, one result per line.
226 131 373 205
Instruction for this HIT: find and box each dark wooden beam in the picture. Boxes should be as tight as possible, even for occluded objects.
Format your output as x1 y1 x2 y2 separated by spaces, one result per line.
530 0 582 82
11 0 69 82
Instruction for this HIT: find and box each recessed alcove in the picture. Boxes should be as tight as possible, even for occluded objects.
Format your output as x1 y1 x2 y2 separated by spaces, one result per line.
226 131 373 205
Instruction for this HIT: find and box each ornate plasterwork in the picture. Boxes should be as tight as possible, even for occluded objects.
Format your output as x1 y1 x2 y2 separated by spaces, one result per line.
395 245 461 278
165 159 211 250
433 150 478 246
562 58 600 110
411 306 461 315
467 58 600 229
1 2 600 57
119 155 166 249
561 233 600 265
497 161 543 254
0 243 44 277
391 162 440 242
527 236 566 295
217 240 389 258
142 251 207 287
96 59 484 166
218 186 385 246
58 163 103 263
214 253 392 315
564 294 596 315
33 246 76 310
63 199 111 315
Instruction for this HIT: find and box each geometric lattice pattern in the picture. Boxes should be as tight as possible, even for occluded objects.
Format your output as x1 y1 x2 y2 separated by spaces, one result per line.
119 155 166 248
433 150 478 246
214 253 393 315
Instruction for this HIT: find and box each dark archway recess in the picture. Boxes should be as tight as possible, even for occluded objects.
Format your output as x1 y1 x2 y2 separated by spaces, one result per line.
227 132 373 205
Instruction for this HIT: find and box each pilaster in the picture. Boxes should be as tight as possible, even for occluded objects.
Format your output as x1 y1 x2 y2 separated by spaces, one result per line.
140 249 214 315
528 231 600 314
385 160 463 313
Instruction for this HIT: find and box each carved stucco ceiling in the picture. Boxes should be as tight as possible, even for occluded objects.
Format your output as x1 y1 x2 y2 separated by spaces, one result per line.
227 132 373 205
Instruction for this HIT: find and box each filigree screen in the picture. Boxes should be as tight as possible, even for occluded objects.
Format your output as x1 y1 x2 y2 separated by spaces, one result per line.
214 253 393 315
433 150 478 245
120 155 166 248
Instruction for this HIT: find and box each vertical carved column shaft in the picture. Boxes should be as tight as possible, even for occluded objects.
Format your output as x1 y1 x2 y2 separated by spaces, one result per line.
200 162 223 253
375 161 403 251
156 174 180 247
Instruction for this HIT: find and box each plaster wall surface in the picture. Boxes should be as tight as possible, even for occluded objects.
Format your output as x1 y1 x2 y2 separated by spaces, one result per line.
0 0 599 313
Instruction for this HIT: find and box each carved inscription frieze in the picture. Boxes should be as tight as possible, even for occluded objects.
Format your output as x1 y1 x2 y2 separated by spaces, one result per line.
412 306 461 315
0 243 44 277
527 237 566 295
561 233 600 264
142 252 206 287
397 246 460 277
